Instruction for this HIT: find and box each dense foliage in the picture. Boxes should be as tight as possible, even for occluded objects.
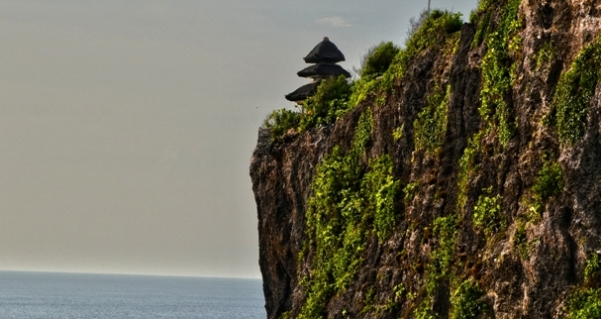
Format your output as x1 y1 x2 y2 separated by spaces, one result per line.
473 188 505 237
360 42 400 77
551 37 601 144
263 76 351 141
450 280 487 319
299 109 400 318
413 85 450 154
350 10 462 108
475 0 522 147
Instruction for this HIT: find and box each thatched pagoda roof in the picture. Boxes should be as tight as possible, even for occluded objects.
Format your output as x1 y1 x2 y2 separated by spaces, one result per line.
303 37 345 64
297 63 351 79
285 81 320 102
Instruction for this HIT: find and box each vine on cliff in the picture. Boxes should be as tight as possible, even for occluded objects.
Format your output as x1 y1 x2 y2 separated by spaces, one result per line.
300 109 400 318
413 84 451 154
412 215 460 319
476 0 522 147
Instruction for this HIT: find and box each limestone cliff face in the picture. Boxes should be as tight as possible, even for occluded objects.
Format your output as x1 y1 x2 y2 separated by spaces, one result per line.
251 1 601 318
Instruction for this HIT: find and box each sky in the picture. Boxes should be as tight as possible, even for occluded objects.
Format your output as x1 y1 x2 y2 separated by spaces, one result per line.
0 0 478 279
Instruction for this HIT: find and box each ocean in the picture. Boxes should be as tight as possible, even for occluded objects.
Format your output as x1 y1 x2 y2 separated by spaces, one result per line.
0 271 265 319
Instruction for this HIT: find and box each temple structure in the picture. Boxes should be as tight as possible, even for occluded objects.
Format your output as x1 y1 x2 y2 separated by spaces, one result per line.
285 37 351 103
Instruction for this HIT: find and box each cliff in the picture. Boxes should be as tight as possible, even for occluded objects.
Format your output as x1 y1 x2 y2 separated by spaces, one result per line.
250 1 601 318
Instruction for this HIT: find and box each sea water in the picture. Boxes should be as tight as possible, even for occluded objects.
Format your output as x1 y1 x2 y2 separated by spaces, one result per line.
0 271 265 319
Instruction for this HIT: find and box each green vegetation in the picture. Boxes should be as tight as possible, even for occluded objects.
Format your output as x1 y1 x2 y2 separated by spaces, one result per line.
413 215 459 318
457 131 483 209
566 252 601 318
300 76 352 131
350 10 462 108
365 156 399 240
536 40 556 70
514 217 529 259
551 37 601 144
393 124 404 142
450 280 487 319
348 74 381 107
476 0 522 147
263 76 351 140
428 216 459 292
263 108 301 140
585 252 601 283
385 10 462 90
567 289 601 319
383 283 406 313
361 286 377 313
403 182 418 206
473 187 505 237
299 109 400 318
414 85 450 154
528 158 563 217
360 42 401 77
266 11 463 142
513 158 562 258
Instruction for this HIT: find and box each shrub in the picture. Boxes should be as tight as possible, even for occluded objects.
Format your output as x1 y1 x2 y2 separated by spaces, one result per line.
568 289 601 319
473 187 505 237
450 280 487 319
300 75 352 131
529 159 563 216
263 108 301 140
348 74 380 107
360 42 401 77
265 75 351 141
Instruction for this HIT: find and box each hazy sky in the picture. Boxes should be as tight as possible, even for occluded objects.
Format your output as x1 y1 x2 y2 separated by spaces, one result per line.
0 0 478 278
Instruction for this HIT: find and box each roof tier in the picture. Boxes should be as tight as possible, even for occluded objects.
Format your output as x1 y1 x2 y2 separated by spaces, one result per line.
303 37 345 64
297 63 351 79
285 81 320 102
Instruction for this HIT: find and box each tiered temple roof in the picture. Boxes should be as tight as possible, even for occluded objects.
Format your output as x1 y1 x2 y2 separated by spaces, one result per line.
285 37 350 102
